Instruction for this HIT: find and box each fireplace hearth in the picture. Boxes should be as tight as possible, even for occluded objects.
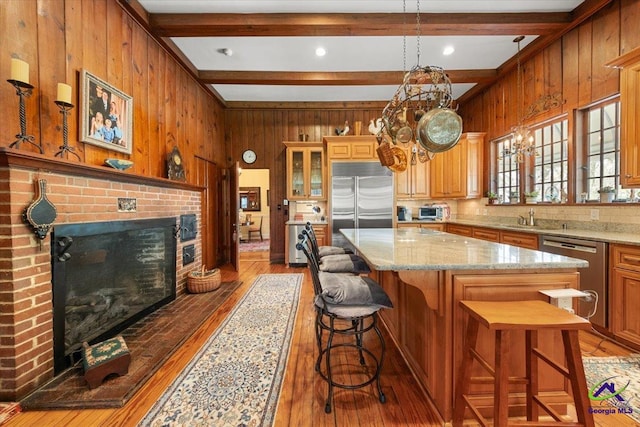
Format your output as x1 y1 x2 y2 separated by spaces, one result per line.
51 218 177 373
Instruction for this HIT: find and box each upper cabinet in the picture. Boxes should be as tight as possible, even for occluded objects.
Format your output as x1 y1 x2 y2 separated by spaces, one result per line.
323 135 378 161
429 132 485 199
284 141 326 201
608 46 640 188
396 146 430 199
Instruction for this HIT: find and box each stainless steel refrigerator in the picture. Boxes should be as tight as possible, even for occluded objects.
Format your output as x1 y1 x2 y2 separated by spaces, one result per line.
331 162 394 250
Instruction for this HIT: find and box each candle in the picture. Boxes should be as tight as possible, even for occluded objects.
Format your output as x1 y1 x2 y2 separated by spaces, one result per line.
10 58 29 84
56 83 72 104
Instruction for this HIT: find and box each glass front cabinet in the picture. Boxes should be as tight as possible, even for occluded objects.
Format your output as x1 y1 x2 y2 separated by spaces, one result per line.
284 141 326 201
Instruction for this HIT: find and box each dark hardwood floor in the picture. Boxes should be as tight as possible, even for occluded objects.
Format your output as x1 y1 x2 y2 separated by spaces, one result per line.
5 258 638 426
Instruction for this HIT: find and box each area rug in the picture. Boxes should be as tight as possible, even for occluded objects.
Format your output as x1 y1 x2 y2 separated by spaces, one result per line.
20 280 243 410
583 355 640 423
239 239 270 252
139 273 302 427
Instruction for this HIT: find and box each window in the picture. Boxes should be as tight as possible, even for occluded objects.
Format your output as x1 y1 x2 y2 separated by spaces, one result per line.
581 99 629 201
495 137 520 203
531 119 569 203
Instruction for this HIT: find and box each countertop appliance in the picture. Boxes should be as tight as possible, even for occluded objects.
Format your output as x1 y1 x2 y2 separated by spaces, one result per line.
331 162 393 250
539 235 607 328
397 206 411 221
417 204 449 221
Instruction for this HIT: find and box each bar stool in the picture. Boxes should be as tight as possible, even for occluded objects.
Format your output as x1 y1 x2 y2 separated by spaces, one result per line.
453 300 594 427
297 233 392 413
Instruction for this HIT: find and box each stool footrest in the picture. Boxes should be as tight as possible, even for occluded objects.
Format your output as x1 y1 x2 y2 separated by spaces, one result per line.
533 347 571 378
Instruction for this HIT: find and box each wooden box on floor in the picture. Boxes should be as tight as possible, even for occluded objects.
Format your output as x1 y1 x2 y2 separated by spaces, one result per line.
82 335 131 389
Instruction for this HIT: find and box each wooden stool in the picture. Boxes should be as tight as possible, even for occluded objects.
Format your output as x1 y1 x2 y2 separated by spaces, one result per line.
82 335 131 389
453 300 594 427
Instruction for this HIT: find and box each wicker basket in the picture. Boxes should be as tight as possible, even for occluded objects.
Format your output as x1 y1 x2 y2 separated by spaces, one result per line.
376 141 395 167
187 266 221 293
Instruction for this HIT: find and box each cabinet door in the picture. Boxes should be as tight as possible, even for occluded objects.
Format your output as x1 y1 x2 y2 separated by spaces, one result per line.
395 147 412 197
610 269 640 347
288 149 306 199
309 149 325 199
446 223 473 236
500 231 539 250
286 145 325 200
472 227 500 242
430 140 465 198
395 147 429 199
609 47 640 187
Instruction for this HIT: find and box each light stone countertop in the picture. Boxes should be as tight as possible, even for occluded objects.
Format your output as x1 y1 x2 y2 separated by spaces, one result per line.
340 227 589 271
448 219 640 246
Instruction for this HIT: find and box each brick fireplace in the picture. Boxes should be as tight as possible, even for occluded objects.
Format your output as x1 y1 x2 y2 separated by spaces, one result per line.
0 149 202 401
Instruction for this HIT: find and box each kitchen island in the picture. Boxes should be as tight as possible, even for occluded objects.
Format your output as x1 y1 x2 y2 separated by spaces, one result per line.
340 227 589 425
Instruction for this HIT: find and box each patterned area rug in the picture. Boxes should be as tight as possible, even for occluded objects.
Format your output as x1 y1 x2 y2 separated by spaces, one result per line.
239 239 270 252
139 273 302 426
583 355 640 423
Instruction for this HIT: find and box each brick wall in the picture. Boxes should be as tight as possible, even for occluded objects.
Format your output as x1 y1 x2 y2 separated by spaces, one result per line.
0 165 202 401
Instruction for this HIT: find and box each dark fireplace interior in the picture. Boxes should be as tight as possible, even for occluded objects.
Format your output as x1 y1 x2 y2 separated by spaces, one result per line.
51 217 177 373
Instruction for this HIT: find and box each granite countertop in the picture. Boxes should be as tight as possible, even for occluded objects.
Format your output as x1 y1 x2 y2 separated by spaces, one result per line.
448 219 640 246
340 227 589 271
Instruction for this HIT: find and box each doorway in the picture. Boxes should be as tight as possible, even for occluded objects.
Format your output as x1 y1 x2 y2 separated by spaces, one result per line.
238 168 270 261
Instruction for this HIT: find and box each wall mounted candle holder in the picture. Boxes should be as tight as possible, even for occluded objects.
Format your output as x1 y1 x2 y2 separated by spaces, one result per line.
7 79 42 153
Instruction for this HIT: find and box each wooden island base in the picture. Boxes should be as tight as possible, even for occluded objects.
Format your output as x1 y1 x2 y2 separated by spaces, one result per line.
373 267 581 424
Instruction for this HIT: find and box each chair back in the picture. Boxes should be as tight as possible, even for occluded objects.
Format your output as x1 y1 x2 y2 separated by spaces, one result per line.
304 224 322 260
296 231 323 299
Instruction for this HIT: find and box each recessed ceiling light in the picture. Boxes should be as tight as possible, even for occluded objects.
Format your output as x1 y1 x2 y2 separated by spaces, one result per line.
443 46 455 56
217 48 233 56
315 47 326 57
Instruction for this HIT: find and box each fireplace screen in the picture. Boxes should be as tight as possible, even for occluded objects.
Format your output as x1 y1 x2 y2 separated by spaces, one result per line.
51 217 177 373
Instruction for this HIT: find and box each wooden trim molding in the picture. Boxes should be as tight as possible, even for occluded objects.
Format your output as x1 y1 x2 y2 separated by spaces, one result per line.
0 148 203 191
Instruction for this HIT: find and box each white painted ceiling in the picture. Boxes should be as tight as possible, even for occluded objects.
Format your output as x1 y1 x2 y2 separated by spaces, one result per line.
137 0 587 103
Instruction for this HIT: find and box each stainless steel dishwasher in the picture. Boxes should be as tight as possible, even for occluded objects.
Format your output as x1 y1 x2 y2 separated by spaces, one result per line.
539 235 607 328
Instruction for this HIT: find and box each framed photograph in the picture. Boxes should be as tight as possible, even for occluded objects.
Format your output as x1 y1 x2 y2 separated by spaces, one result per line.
80 69 133 155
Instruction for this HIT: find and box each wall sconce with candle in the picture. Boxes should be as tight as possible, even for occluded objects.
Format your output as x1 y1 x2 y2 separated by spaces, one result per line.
7 58 42 153
54 82 80 160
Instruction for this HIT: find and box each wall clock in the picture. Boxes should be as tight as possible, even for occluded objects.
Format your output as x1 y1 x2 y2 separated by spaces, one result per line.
242 149 257 164
167 146 186 181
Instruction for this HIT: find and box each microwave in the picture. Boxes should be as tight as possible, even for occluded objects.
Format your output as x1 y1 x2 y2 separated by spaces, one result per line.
417 205 449 221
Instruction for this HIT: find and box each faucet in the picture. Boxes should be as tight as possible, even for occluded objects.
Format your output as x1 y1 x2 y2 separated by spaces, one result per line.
529 208 535 227
517 215 527 225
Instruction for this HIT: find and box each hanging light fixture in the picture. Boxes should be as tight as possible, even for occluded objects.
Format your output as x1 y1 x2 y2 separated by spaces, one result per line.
379 0 462 169
501 35 538 163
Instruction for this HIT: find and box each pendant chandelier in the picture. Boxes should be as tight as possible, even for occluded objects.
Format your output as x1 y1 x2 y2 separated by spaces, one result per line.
379 0 462 170
500 36 538 163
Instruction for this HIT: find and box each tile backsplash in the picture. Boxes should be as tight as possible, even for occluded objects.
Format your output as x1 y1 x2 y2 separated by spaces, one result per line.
457 198 640 233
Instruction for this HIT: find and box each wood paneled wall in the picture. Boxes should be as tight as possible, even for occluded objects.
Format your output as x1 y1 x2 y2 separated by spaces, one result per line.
224 107 385 262
459 0 640 141
1 0 225 178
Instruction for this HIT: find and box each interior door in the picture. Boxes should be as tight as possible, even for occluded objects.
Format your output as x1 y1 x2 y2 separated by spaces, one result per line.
230 162 240 271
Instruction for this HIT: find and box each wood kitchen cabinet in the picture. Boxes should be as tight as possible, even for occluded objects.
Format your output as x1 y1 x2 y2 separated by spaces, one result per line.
396 146 430 199
284 142 326 201
500 230 539 250
607 46 640 187
323 135 378 160
429 132 484 199
610 244 640 349
397 222 445 232
445 223 473 236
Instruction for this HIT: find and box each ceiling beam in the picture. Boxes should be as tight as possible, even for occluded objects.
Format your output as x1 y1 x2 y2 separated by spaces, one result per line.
198 69 496 86
149 12 570 37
